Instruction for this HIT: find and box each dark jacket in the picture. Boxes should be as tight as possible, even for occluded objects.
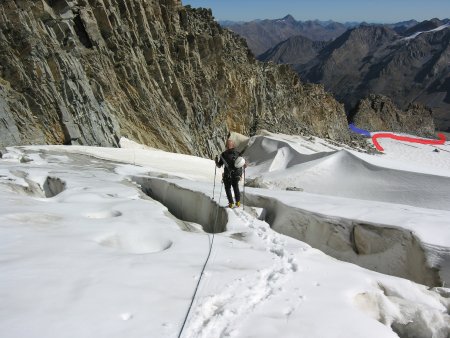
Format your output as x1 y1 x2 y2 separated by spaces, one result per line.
216 148 242 179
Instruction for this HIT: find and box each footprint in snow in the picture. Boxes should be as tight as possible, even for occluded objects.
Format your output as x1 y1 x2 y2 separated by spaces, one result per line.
84 210 122 219
120 313 133 321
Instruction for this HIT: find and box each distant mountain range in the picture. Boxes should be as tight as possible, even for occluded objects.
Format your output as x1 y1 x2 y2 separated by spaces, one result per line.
220 16 428 56
224 17 450 131
220 15 358 55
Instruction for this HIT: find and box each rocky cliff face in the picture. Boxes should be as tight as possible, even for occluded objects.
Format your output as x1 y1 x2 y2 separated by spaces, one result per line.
257 20 450 131
299 23 450 131
350 95 435 136
0 0 350 156
301 25 400 96
258 35 326 66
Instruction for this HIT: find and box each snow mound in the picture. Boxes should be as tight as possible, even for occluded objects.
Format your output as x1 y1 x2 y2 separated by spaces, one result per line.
247 144 450 211
245 135 334 175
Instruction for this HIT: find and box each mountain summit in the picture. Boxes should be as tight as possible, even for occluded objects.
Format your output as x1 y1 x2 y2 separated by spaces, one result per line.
280 14 296 23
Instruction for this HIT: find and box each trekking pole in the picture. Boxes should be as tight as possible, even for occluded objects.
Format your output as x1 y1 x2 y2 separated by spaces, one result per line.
212 159 217 200
243 166 245 210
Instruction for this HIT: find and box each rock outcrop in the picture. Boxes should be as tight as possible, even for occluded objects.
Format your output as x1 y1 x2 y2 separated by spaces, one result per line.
350 94 435 136
0 0 350 156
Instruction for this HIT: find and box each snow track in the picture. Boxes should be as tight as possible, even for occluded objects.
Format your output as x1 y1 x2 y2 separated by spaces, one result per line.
129 175 301 336
184 208 298 338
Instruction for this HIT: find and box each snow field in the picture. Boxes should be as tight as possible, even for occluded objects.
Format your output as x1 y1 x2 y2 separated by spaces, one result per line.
126 172 450 337
0 151 213 338
0 137 449 338
245 135 450 211
240 132 450 286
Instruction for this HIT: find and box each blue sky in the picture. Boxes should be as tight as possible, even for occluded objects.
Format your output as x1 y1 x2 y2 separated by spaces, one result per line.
181 0 450 23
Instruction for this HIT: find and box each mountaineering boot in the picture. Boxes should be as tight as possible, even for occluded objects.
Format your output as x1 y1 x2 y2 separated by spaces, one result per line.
228 203 234 208
236 201 241 207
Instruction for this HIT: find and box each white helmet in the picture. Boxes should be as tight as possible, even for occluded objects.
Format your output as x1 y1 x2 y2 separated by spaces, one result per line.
234 156 245 168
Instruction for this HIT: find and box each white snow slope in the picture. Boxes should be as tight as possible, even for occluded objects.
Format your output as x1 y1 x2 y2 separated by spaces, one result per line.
0 134 449 338
404 22 450 40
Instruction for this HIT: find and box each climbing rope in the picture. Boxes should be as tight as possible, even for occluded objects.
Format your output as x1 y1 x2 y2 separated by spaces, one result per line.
177 181 223 338
212 160 217 200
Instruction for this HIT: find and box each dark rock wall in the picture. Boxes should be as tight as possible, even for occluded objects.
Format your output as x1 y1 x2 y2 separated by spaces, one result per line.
0 0 350 156
350 94 436 136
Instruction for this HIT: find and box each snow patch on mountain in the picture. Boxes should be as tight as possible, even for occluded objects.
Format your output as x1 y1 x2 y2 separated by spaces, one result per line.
404 22 450 40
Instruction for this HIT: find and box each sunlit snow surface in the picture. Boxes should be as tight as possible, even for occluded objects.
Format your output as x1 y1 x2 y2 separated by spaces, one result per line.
0 135 449 338
403 23 450 40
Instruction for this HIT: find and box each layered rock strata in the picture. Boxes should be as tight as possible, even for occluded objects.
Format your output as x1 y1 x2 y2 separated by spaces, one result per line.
0 0 350 156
